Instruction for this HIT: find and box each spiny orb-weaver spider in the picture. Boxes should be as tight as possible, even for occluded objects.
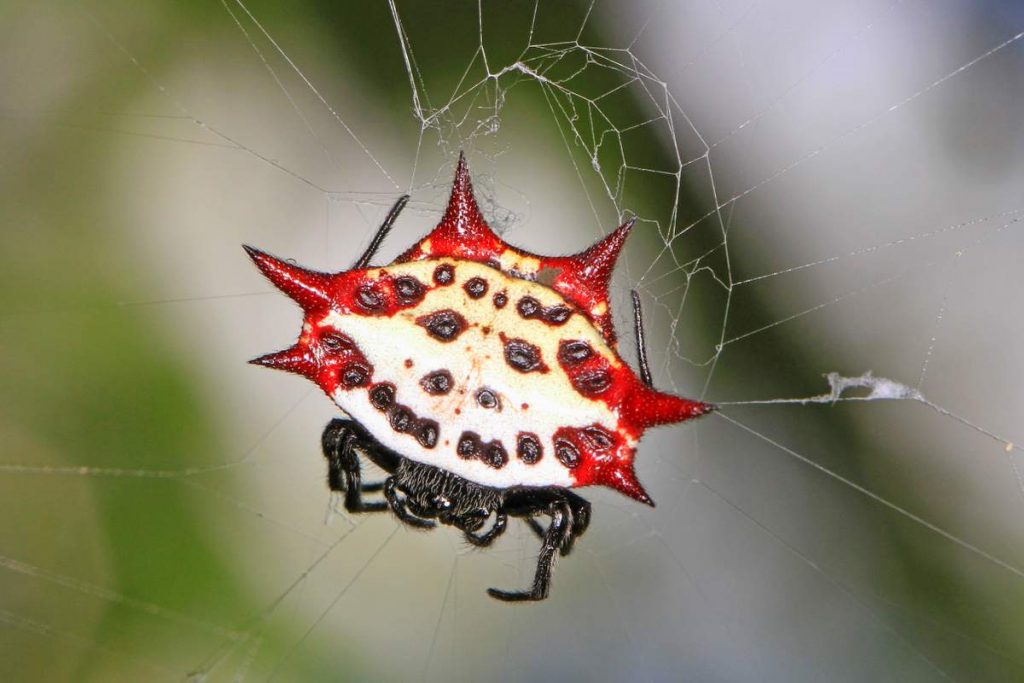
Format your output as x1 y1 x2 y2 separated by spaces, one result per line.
246 154 713 601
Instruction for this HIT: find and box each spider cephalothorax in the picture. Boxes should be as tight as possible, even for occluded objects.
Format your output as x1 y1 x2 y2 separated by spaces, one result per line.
246 154 713 601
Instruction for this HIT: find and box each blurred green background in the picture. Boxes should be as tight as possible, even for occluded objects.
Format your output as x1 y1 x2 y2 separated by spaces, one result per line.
2 1 1023 681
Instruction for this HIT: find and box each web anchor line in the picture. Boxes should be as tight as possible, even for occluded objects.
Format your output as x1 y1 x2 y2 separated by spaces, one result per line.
716 371 1021 455
716 410 1024 581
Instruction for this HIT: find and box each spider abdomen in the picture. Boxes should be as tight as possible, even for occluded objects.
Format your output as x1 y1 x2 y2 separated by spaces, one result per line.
317 258 627 491
247 154 712 505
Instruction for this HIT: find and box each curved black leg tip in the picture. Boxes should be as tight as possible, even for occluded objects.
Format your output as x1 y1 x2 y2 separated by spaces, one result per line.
409 518 436 530
487 587 543 602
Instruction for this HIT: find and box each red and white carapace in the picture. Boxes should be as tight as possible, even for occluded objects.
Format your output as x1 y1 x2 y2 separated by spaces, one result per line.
246 154 713 601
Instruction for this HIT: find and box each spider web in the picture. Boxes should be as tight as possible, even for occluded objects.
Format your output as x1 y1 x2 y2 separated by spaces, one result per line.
2 0 1023 680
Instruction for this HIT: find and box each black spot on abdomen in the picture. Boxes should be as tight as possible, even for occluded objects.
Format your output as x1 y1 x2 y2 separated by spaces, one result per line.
572 369 611 396
433 264 455 285
543 306 572 325
475 388 500 410
554 438 581 468
517 296 541 318
420 369 454 395
481 442 508 469
455 430 508 469
415 419 439 449
356 283 384 311
517 296 573 326
516 433 543 464
369 383 396 410
503 337 547 373
416 309 467 342
339 362 370 388
558 339 593 365
457 431 481 458
393 275 425 305
389 405 415 433
581 425 615 450
463 276 488 298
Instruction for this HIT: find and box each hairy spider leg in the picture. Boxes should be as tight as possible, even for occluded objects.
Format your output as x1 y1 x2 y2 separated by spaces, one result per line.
383 478 436 529
323 414 592 601
524 489 591 556
631 289 654 388
487 488 591 602
462 513 508 547
321 419 388 513
323 419 443 532
352 194 410 269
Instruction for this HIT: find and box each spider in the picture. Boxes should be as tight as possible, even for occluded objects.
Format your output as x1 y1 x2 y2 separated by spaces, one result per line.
246 154 713 601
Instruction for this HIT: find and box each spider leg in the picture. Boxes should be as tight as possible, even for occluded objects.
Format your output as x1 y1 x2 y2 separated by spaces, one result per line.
383 478 436 529
463 512 508 548
351 194 410 269
321 419 387 513
488 495 577 602
524 492 590 557
631 289 654 388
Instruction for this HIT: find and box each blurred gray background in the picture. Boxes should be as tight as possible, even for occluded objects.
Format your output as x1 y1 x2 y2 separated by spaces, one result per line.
1 0 1022 681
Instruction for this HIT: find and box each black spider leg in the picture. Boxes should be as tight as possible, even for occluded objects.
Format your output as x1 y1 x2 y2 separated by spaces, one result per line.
462 512 508 547
351 194 410 269
382 478 436 529
631 289 654 388
524 491 591 556
321 419 387 512
488 490 590 602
